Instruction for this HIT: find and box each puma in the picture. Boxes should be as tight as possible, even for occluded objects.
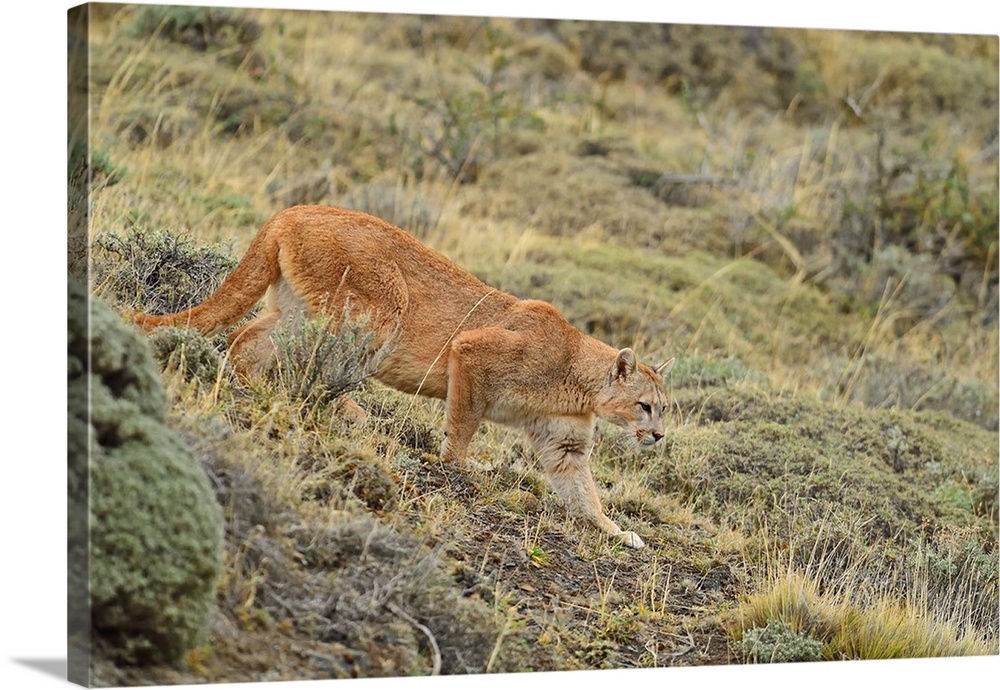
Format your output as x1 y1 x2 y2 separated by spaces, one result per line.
127 205 674 548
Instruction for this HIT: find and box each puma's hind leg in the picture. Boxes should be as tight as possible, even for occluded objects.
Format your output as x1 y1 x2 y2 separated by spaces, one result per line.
226 277 305 380
226 281 369 424
527 417 645 548
227 310 282 381
331 395 368 424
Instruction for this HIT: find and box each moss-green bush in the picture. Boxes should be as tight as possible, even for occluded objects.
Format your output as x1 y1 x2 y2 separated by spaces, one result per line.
128 5 262 56
735 620 824 663
68 280 224 665
147 326 223 383
666 386 999 553
68 281 94 679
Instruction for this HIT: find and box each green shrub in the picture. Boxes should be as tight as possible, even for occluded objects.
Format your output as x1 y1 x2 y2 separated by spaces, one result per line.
129 5 262 54
69 280 224 665
88 408 224 665
270 308 396 406
92 229 238 315
148 326 223 383
735 620 824 663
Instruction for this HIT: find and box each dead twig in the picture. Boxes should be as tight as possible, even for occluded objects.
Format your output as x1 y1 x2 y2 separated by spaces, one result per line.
387 602 441 676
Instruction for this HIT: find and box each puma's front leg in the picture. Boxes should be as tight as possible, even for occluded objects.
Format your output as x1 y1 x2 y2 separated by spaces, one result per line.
529 418 645 548
440 334 489 463
441 326 532 462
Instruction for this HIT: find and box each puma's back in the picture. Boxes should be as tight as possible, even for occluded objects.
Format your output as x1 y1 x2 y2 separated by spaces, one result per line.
128 205 519 396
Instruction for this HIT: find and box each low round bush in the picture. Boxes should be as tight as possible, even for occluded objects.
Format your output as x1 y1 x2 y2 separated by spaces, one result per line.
735 620 824 663
69 280 224 665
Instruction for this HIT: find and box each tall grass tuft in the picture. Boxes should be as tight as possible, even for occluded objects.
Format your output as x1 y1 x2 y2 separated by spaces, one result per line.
736 555 997 661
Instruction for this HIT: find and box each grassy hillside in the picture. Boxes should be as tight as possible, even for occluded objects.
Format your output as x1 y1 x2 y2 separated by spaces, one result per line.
78 4 998 684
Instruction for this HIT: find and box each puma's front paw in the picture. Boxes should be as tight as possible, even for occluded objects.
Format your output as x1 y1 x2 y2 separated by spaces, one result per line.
620 530 645 549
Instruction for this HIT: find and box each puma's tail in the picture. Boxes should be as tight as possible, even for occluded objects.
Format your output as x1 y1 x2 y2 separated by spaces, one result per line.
125 218 282 335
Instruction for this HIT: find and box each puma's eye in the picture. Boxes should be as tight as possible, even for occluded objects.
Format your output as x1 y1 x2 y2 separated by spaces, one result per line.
638 402 652 413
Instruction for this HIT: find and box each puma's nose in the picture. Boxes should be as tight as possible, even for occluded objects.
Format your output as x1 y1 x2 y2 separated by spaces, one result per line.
652 431 663 442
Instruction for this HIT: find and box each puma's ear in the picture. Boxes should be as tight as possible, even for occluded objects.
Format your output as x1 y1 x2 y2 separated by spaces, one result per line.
655 357 675 377
613 348 637 381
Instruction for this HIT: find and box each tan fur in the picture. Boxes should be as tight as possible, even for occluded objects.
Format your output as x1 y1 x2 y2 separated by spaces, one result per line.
127 205 674 548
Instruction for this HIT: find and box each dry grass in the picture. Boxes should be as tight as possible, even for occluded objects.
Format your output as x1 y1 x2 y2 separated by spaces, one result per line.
737 567 996 661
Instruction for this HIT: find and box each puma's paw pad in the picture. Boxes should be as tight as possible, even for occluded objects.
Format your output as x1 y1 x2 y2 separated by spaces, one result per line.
620 531 645 549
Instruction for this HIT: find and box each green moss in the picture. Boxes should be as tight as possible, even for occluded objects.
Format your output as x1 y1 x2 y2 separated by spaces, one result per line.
88 409 223 664
69 281 223 665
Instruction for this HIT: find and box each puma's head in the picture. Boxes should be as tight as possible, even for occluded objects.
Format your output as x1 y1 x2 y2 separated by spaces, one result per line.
596 348 674 447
